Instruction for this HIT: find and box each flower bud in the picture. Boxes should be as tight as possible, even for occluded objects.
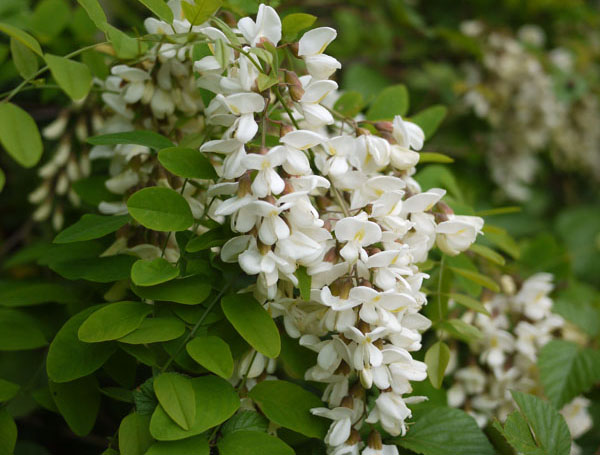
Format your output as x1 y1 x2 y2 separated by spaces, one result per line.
374 121 394 133
285 71 304 101
340 396 354 409
289 42 300 58
42 112 69 140
367 430 383 450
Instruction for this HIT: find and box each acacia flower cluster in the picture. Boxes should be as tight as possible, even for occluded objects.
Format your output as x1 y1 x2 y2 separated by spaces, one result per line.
46 3 485 451
446 273 592 454
173 4 484 453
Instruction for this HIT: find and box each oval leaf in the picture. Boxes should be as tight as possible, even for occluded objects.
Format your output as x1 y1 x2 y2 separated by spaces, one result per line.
150 376 239 441
47 306 117 382
119 413 153 455
0 22 43 56
412 105 447 139
158 147 217 180
119 317 185 345
154 373 196 431
248 380 327 439
137 0 174 22
425 341 450 389
131 258 180 287
11 37 39 79
78 301 152 343
54 214 130 244
49 376 100 437
186 335 234 379
45 54 92 101
0 408 17 454
221 294 280 359
128 187 194 232
366 84 409 120
132 276 211 305
449 266 500 292
145 435 209 455
0 102 43 168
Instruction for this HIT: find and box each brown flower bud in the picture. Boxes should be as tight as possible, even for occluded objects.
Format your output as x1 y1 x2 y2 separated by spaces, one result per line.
341 396 354 409
346 429 362 446
285 71 305 101
324 246 338 263
356 127 371 136
238 172 252 196
367 430 383 450
357 320 371 334
289 42 300 58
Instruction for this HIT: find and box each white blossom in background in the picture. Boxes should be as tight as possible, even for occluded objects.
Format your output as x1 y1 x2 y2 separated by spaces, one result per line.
460 22 600 200
447 273 593 453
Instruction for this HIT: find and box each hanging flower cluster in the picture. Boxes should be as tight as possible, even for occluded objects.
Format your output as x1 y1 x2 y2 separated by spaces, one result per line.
446 273 592 455
168 4 486 453
460 21 600 200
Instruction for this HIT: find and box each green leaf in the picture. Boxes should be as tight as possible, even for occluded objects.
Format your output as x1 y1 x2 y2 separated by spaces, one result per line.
78 301 152 343
538 340 600 409
248 380 327 439
281 13 316 41
425 341 449 389
150 376 239 441
0 408 17 455
393 406 495 455
0 23 43 56
0 308 47 350
438 318 482 342
0 378 19 402
119 413 153 455
106 25 140 59
449 293 490 316
333 91 364 117
132 276 211 305
493 412 545 455
221 411 269 435
469 243 505 265
145 435 209 455
507 391 571 455
186 335 234 379
119 317 185 344
0 281 81 307
448 266 499 292
128 187 194 232
181 0 222 25
50 254 136 283
45 54 92 101
50 376 101 437
218 431 294 455
295 266 311 302
31 0 71 42
10 37 38 79
158 147 217 180
76 0 108 31
553 282 600 336
476 206 521 217
418 152 454 164
221 294 280 358
0 168 4 192
47 306 117 382
186 227 229 252
366 84 409 121
154 373 196 431
131 258 180 287
88 131 174 150
54 214 130 244
0 102 43 168
137 0 174 22
257 72 279 92
411 105 447 139
482 225 520 259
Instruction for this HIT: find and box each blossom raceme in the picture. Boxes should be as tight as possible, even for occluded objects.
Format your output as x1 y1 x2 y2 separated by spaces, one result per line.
65 3 485 452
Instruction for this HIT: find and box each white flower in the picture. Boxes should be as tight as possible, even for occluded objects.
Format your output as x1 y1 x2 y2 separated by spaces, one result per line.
560 397 593 439
512 273 553 320
334 213 382 263
366 392 412 437
345 326 386 370
311 407 354 447
362 445 399 455
242 147 287 197
436 215 484 256
298 27 341 80
215 92 265 143
297 77 337 127
237 4 281 46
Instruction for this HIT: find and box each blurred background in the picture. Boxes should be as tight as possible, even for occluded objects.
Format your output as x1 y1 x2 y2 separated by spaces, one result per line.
0 0 599 453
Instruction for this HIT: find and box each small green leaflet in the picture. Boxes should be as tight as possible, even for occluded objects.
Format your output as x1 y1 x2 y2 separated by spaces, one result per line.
54 214 130 244
181 0 223 26
136 0 174 23
425 341 449 389
45 54 93 101
78 301 152 343
146 435 209 455
411 105 447 139
0 378 20 402
418 152 454 164
186 335 234 379
131 257 180 287
0 102 43 168
118 413 153 455
10 37 38 79
0 308 47 350
448 266 500 292
132 275 211 305
221 294 280 358
333 91 365 117
281 13 316 41
118 317 185 344
158 147 217 179
218 431 294 455
76 0 108 31
0 22 43 56
0 408 17 455
50 376 101 437
153 373 196 431
127 187 194 232
295 266 311 301
366 84 409 120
